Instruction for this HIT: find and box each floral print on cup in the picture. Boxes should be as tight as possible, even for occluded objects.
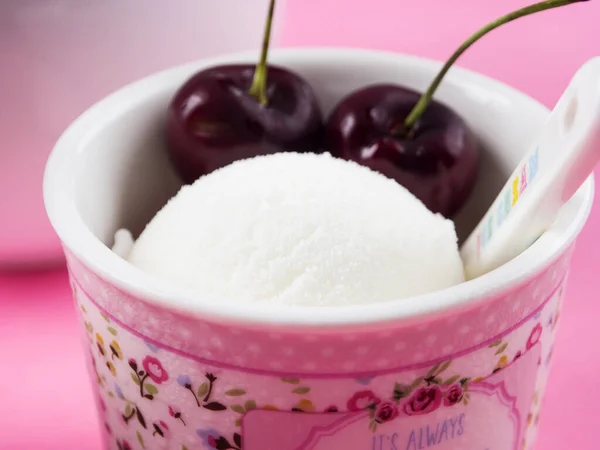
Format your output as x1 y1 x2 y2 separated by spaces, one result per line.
347 390 381 411
178 373 227 411
443 383 464 407
374 401 399 423
527 323 543 350
71 268 562 450
142 356 169 384
343 360 473 431
403 385 443 416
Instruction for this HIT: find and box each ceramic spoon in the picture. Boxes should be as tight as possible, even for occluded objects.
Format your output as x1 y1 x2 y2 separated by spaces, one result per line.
461 56 600 279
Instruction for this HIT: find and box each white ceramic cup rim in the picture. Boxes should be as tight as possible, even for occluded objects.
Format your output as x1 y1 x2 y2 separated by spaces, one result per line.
43 47 595 328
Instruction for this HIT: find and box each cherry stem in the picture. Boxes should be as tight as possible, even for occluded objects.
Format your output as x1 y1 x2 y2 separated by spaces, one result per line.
403 0 587 131
248 0 276 105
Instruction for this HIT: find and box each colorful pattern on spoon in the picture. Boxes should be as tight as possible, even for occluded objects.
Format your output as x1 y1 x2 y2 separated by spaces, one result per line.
461 57 600 279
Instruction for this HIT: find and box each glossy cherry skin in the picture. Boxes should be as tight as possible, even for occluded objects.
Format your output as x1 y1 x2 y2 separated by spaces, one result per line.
326 84 479 218
166 64 325 184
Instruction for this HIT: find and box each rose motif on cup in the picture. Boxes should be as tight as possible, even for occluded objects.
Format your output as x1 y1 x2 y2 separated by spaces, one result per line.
143 356 169 384
116 440 131 450
152 420 170 438
374 401 399 423
404 385 443 416
201 432 242 450
196 428 222 448
347 390 381 411
443 384 464 407
526 323 543 350
169 405 186 425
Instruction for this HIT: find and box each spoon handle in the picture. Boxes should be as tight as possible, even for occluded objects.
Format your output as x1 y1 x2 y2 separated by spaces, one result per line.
461 57 600 279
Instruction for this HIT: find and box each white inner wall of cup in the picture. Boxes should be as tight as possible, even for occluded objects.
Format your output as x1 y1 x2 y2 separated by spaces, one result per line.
43 48 594 327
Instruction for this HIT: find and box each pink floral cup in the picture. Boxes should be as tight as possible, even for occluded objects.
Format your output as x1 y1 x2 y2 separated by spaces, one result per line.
43 48 594 450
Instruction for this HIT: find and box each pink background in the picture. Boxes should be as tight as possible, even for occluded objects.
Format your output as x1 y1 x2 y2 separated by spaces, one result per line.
1 0 599 448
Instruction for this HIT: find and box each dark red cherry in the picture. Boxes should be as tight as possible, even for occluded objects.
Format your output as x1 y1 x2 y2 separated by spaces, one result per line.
326 0 587 217
167 64 324 183
326 84 478 217
166 0 324 184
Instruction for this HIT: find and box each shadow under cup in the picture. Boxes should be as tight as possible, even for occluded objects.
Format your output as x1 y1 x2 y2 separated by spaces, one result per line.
44 49 593 450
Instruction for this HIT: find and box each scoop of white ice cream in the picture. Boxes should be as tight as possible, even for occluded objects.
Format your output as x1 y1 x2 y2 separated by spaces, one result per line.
126 152 464 306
